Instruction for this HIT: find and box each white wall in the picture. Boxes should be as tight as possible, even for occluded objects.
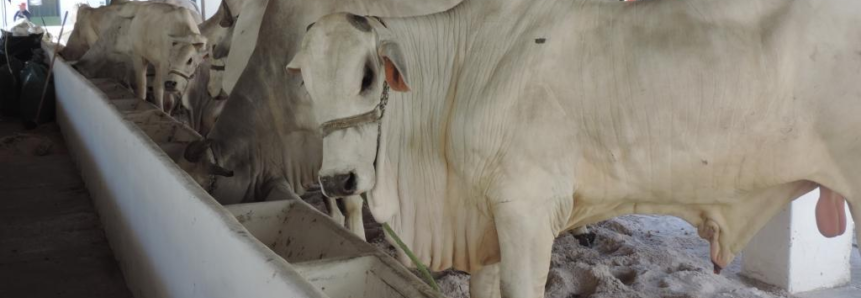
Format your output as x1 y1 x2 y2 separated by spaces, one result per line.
50 47 328 298
200 0 218 20
743 188 855 293
2 1 12 28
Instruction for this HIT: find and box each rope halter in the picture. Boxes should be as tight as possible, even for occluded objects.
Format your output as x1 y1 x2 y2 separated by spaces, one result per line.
319 83 390 137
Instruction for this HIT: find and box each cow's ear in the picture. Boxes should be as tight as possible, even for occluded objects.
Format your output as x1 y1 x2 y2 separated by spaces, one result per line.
286 52 304 74
184 139 213 163
379 42 409 92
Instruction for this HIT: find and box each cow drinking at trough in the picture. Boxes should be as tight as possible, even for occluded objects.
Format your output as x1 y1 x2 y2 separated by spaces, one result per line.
178 0 463 240
288 0 861 297
127 3 207 112
62 1 207 114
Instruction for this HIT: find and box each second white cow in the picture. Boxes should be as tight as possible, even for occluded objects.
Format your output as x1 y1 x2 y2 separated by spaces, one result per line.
127 2 207 111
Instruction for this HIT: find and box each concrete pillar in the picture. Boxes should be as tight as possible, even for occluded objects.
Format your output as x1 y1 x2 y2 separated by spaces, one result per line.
742 188 855 293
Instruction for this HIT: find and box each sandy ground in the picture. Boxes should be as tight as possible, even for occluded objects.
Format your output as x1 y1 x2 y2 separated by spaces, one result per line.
302 192 792 298
0 121 66 158
359 212 796 298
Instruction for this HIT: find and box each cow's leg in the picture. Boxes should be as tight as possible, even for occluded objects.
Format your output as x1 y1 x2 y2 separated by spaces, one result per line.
344 195 366 241
493 200 555 298
153 64 167 111
133 57 147 101
841 181 861 256
324 196 345 227
470 263 501 298
849 201 861 257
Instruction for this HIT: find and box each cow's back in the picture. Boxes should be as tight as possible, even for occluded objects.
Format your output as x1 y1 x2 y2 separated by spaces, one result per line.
444 0 861 203
127 3 200 58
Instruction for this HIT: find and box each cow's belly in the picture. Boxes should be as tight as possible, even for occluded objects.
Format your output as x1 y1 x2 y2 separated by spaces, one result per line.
573 126 818 204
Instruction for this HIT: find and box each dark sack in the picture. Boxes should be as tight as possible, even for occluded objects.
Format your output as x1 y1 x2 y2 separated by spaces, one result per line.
0 32 44 62
0 57 24 116
19 59 54 124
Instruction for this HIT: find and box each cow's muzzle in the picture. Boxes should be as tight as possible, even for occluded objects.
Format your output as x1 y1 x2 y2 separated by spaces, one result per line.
320 172 357 197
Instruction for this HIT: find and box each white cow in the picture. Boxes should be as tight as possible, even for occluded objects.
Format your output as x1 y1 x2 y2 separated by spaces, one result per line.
288 0 861 297
63 1 206 113
178 0 462 242
126 2 207 111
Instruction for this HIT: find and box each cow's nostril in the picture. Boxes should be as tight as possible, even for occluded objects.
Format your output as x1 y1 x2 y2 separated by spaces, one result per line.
165 81 177 89
320 173 358 197
342 172 357 194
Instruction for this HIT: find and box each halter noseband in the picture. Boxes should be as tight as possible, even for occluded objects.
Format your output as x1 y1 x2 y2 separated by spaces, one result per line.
319 83 390 137
169 69 195 82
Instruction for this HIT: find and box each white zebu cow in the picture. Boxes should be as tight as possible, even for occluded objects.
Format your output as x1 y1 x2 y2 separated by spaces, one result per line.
179 0 462 241
289 0 861 297
126 2 207 112
63 1 206 113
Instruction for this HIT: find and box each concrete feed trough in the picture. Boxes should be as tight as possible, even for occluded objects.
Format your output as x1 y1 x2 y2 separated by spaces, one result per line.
49 44 441 298
227 198 442 298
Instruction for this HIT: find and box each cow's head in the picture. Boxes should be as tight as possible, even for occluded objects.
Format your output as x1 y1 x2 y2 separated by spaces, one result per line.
287 13 408 201
178 139 234 190
165 34 208 99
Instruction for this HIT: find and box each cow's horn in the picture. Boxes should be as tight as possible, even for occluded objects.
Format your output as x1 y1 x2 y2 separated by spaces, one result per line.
184 139 213 162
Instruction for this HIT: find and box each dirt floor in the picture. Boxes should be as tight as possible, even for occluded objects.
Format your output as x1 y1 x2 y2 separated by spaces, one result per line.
330 199 859 298
0 118 132 298
401 215 789 298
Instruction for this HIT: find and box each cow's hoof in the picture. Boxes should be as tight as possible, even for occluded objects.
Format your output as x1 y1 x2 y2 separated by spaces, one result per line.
574 232 597 247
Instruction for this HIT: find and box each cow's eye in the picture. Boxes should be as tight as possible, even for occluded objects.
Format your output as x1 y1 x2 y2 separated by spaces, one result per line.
361 64 373 92
187 58 193 65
